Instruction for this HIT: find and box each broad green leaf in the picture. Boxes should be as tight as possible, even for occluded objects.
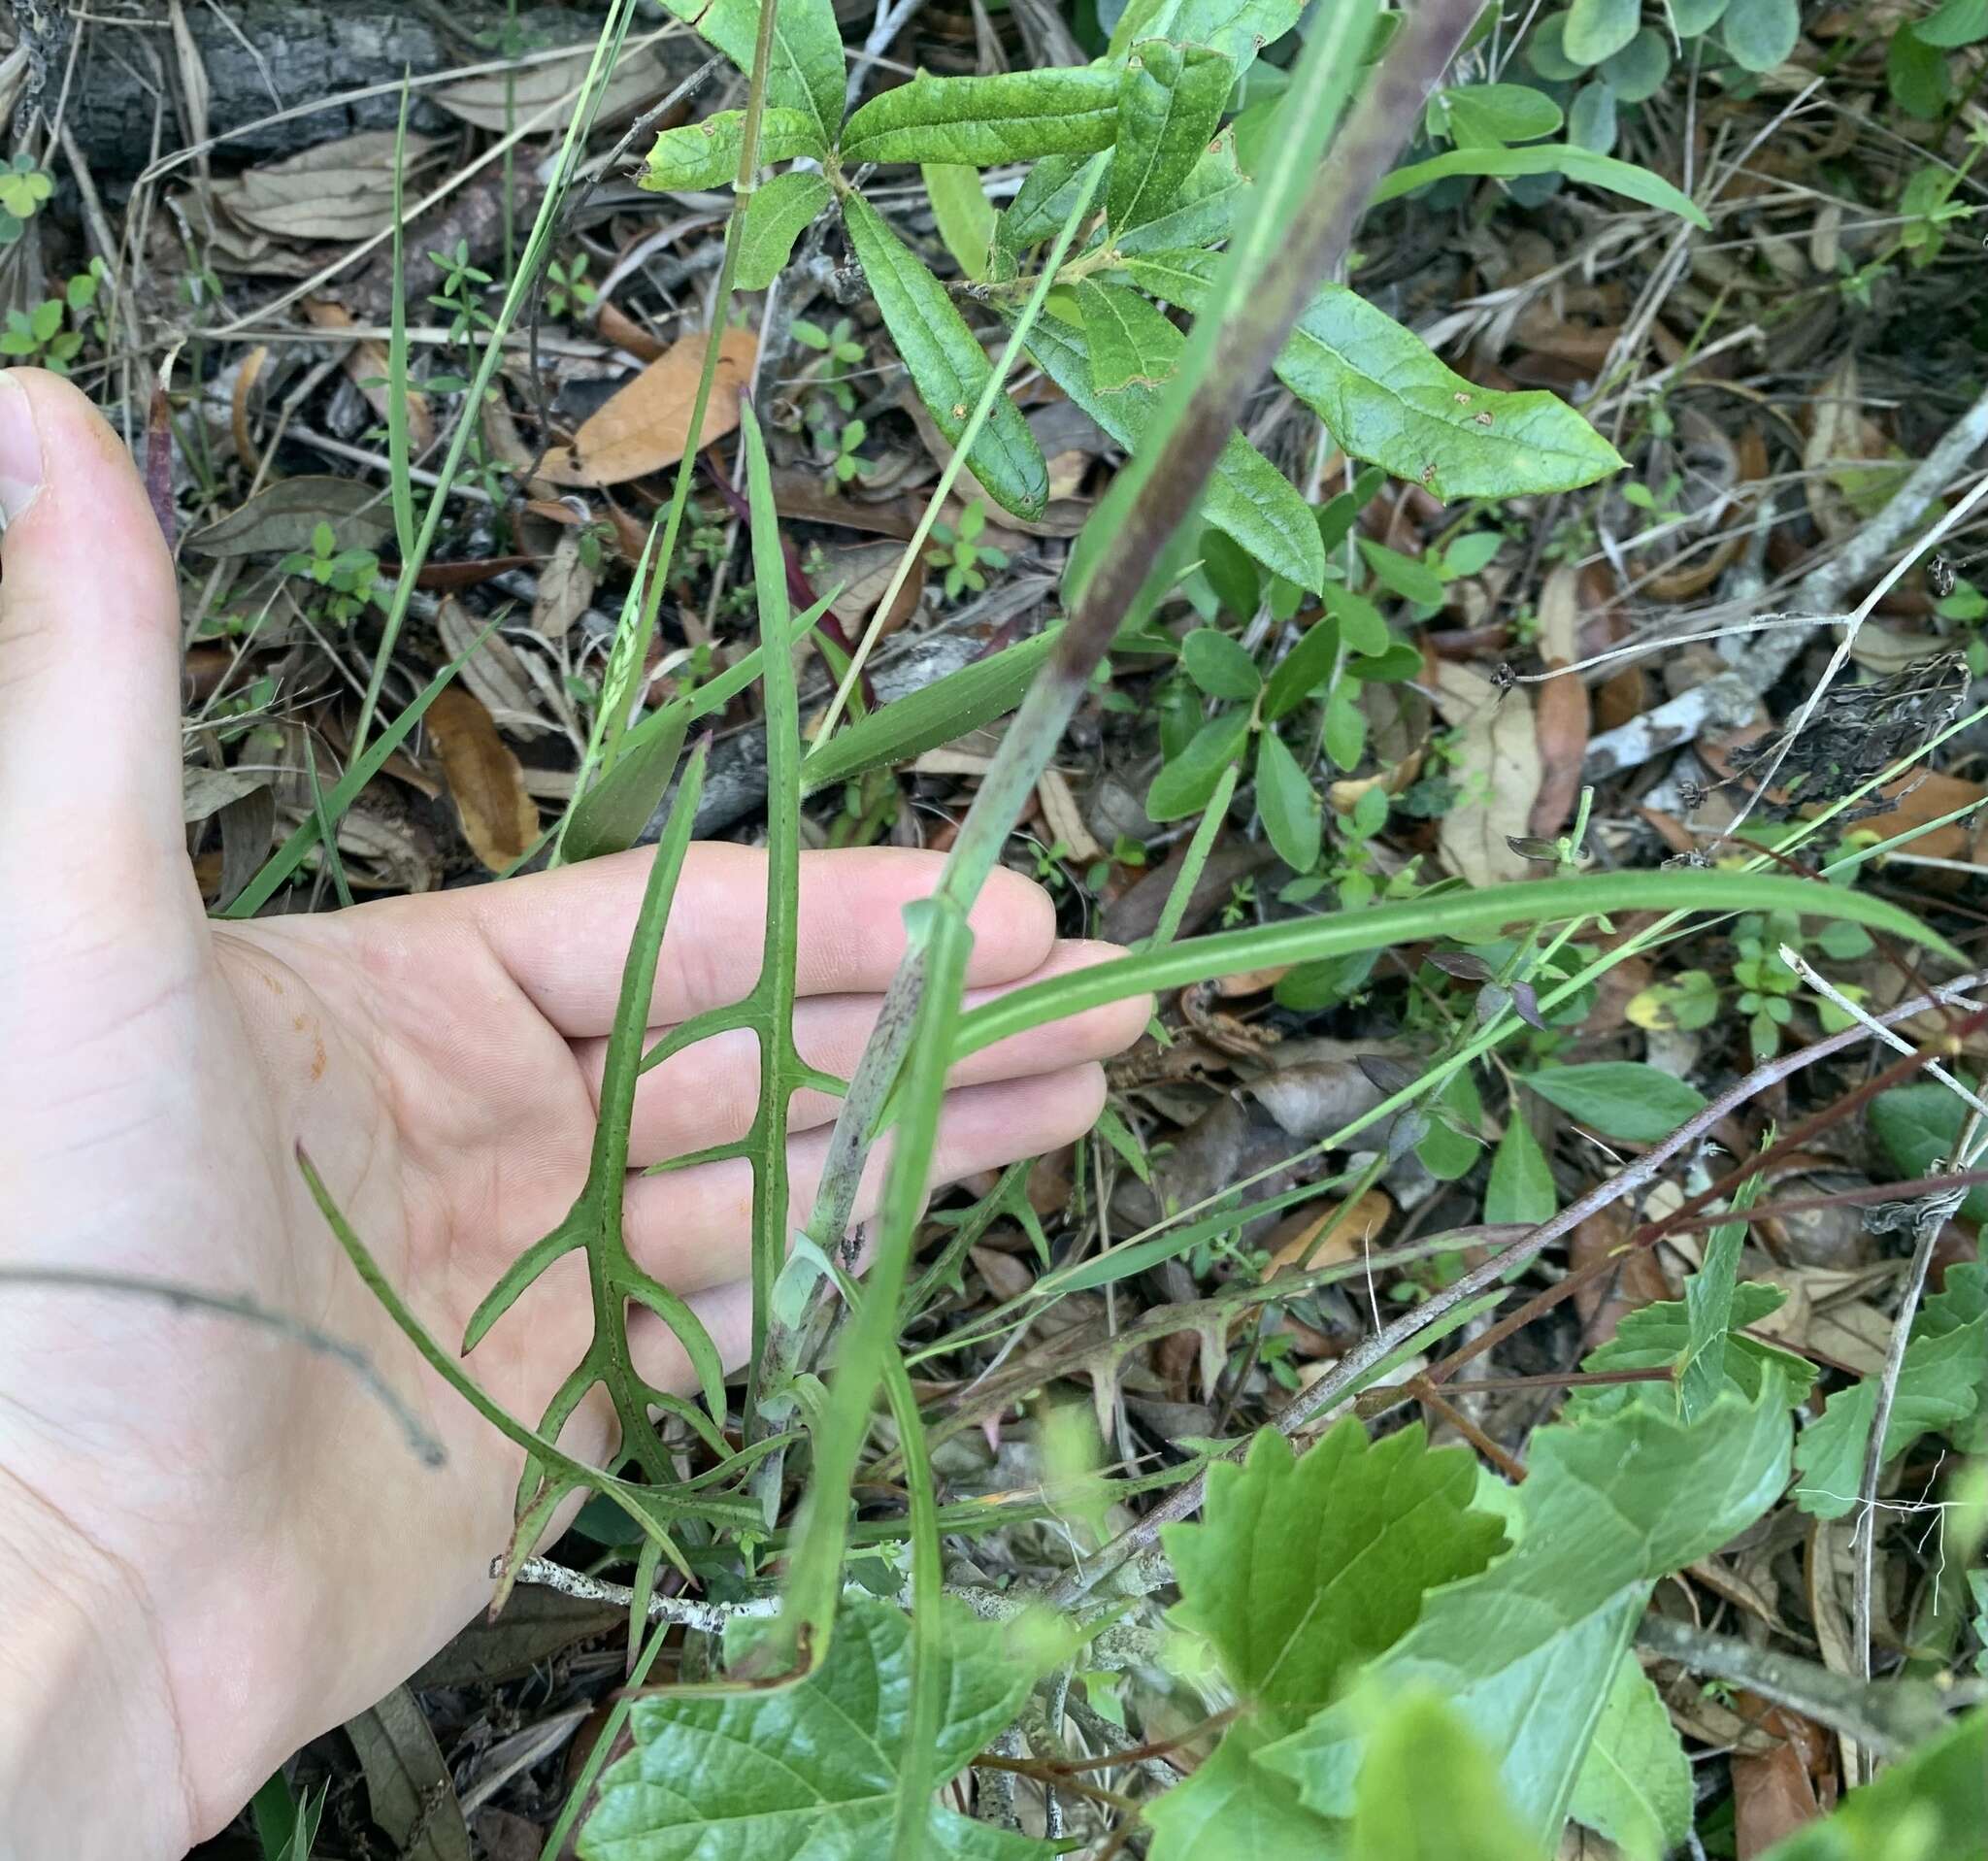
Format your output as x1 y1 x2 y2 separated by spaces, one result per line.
1118 253 1624 497
1108 0 1304 75
1181 626 1262 699
998 152 1090 253
1758 1711 1986 1861
802 626 1062 790
1347 1689 1538 1861
1567 1653 1692 1861
1720 0 1799 71
922 163 997 280
1263 613 1342 721
654 0 845 150
1114 129 1251 255
1358 537 1444 606
1202 527 1261 616
1919 0 1988 46
1148 710 1251 819
565 702 688 863
1255 728 1321 872
1148 1422 1507 1861
948 870 1960 1062
1439 82 1565 146
1667 0 1731 31
1870 1081 1988 1223
843 194 1049 519
1573 1281 1817 1419
1485 1115 1555 1225
1565 0 1640 64
1261 1385 1794 1844
1569 81 1618 154
1111 41 1236 234
1374 143 1708 227
1603 26 1673 99
1418 1068 1486 1180
840 68 1119 167
1678 1189 1755 1422
643 109 826 191
1075 280 1178 392
1522 1061 1706 1143
581 1597 1055 1860
1022 302 1324 590
1793 1262 1987 1518
736 170 833 289
1325 583 1390 655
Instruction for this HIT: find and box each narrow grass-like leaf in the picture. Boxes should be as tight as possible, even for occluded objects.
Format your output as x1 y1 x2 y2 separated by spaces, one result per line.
737 169 833 288
386 85 418 567
1374 142 1708 226
843 192 1049 519
1110 42 1235 234
840 68 1120 166
948 870 1956 1060
801 626 1063 791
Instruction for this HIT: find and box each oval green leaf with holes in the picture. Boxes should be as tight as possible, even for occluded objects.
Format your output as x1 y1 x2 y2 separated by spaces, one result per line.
840 67 1120 167
842 194 1048 520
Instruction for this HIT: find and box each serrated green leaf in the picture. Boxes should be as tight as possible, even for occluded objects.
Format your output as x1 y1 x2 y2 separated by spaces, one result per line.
1148 1422 1507 1861
1485 1115 1555 1225
1374 142 1708 227
1111 41 1236 234
1567 1654 1693 1861
1571 1280 1815 1422
1075 280 1178 391
1148 709 1251 819
1108 0 1304 75
1522 1061 1706 1143
1721 0 1799 71
1021 303 1323 590
1114 129 1251 254
843 193 1048 519
1565 0 1641 64
736 170 833 289
1117 253 1623 497
1793 1263 1987 1518
1261 1386 1794 1844
1181 626 1262 698
1439 82 1565 146
1255 728 1321 871
802 626 1062 790
1347 1689 1538 1861
1758 1711 1986 1861
655 0 845 149
922 163 997 280
581 1597 1055 1860
841 68 1119 167
1678 1187 1758 1422
643 109 826 191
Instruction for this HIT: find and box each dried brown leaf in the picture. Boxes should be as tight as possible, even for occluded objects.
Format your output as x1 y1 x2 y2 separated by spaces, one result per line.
1529 565 1589 839
346 1685 473 1861
425 687 541 872
530 530 598 639
433 44 667 132
304 298 436 451
1431 662 1542 886
540 327 757 486
214 131 437 243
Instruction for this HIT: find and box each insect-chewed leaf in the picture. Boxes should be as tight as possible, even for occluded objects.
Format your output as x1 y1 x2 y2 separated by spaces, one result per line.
643 108 827 192
1109 0 1304 77
842 194 1048 519
1119 251 1623 496
1022 301 1322 590
735 170 833 289
802 627 1062 791
1145 1421 1506 1860
581 1596 1059 1860
1259 1386 1793 1844
1110 41 1236 235
655 0 846 149
840 67 1120 167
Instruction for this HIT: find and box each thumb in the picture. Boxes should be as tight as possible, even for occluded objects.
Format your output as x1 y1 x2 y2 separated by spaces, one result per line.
0 368 193 909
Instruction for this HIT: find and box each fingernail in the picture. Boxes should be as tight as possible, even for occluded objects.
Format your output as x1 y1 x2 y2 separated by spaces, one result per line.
0 370 43 526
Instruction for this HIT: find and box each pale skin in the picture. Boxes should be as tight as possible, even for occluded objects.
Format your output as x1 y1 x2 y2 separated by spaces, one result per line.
0 369 1145 1856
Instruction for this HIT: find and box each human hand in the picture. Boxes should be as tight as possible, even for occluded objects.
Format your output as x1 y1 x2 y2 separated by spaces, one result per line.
0 369 1143 1855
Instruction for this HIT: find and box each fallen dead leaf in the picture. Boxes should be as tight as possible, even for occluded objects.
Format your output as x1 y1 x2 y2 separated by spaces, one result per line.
1732 1698 1825 1858
425 687 541 872
530 530 597 639
1528 564 1589 839
433 42 667 132
1431 662 1542 886
435 597 550 732
1037 768 1104 863
815 539 923 638
1267 1188 1392 1275
214 131 437 243
304 298 436 452
540 327 757 485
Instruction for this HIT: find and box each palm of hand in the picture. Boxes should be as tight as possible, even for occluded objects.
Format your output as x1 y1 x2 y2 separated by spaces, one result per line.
0 371 1136 1847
